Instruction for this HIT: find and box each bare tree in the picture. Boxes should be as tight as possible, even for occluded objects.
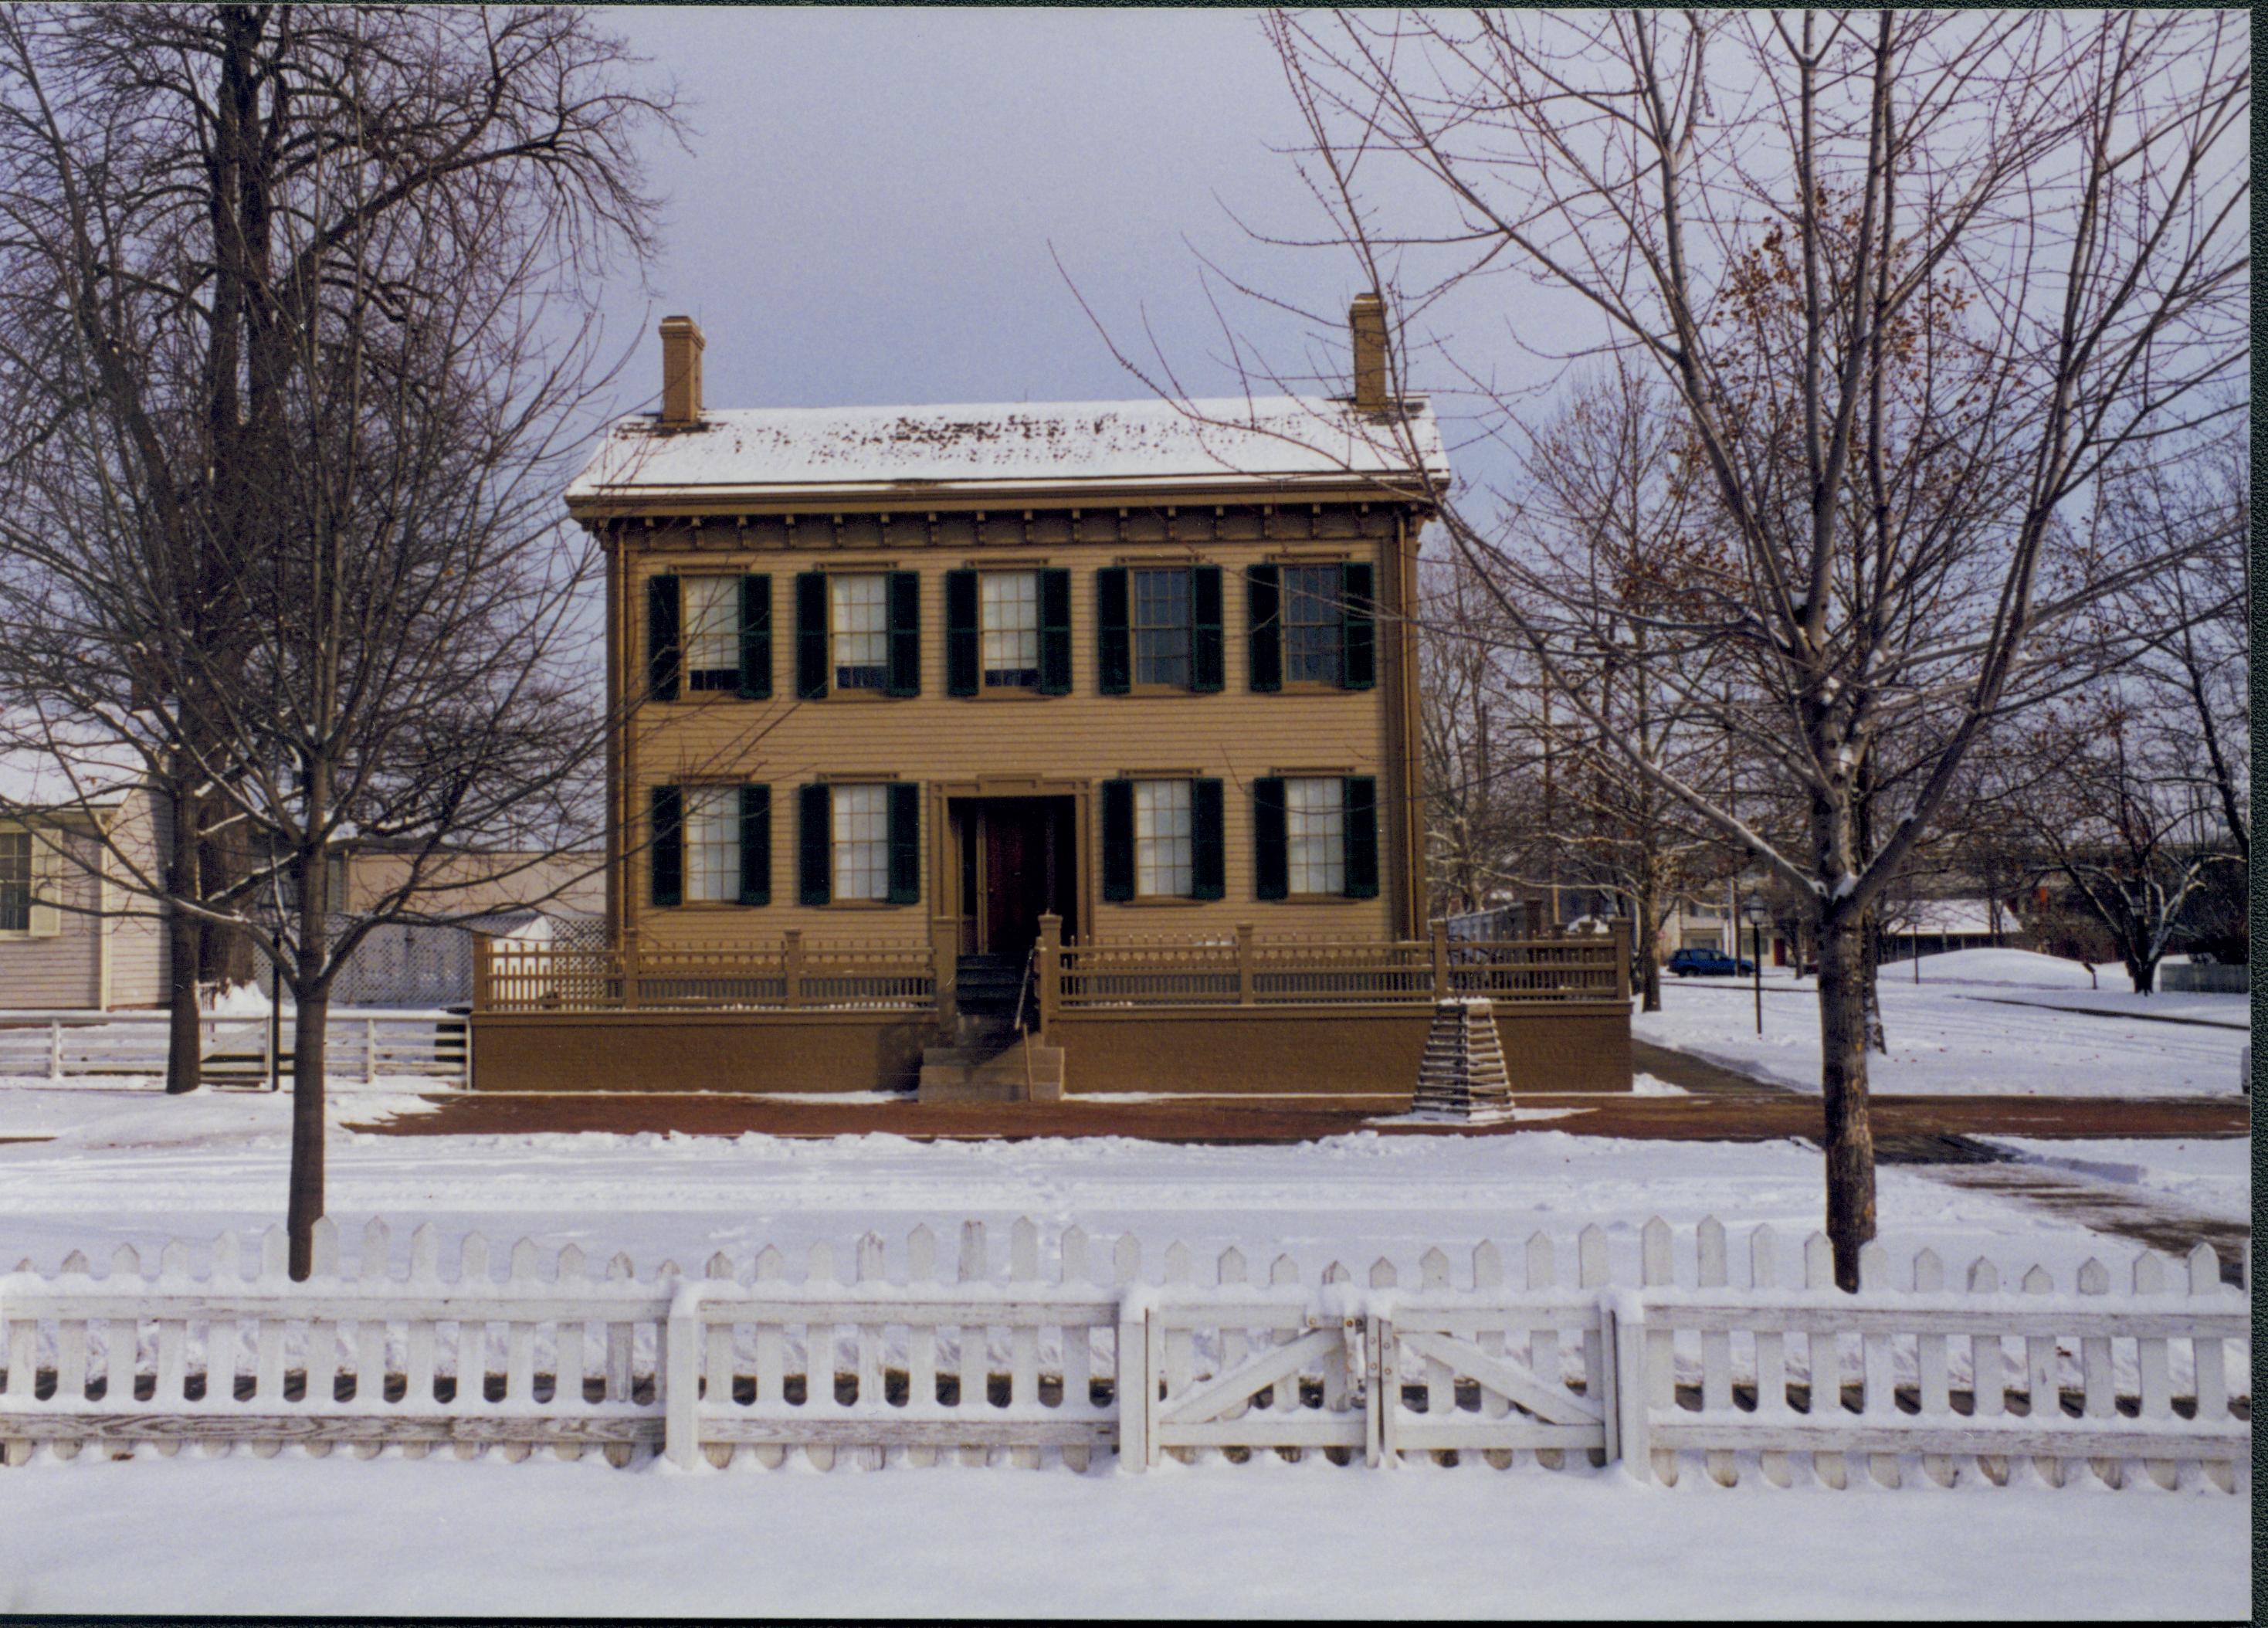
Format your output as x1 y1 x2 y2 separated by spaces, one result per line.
0 3 680 1275
0 4 676 1095
1239 8 2248 1285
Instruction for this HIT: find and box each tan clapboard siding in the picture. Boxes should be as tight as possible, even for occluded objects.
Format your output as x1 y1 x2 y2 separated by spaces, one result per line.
624 534 1405 950
0 823 103 1009
103 791 170 1009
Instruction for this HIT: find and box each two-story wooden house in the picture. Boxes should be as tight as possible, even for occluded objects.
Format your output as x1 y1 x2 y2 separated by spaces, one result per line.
471 304 1632 1101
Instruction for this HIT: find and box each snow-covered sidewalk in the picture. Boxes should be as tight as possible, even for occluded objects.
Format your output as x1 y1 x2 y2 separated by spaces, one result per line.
2 1450 2249 1620
1636 950 2248 1098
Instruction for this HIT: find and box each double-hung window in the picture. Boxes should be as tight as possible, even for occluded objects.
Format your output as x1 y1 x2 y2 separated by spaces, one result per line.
683 786 742 903
831 783 891 901
1133 780 1194 897
981 571 1041 689
1283 778 1346 896
1132 569 1192 688
0 831 29 932
831 574 890 690
1282 565 1345 687
683 578 741 691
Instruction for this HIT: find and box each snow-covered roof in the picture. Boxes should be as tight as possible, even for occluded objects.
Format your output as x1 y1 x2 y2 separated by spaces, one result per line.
1893 899 2018 937
566 395 1450 507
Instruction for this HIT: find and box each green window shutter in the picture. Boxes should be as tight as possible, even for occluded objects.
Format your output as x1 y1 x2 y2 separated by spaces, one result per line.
1246 565 1281 693
1253 777 1288 900
1095 568 1131 695
887 571 921 697
945 570 980 697
1100 779 1135 902
1192 565 1224 694
798 783 830 905
1341 561 1376 691
795 573 829 699
1343 775 1379 898
1191 778 1225 900
647 576 681 703
739 785 771 906
738 575 772 700
886 782 920 904
650 785 683 907
1039 568 1073 695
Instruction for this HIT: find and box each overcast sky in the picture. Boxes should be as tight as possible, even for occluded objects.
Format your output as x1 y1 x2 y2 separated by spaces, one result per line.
590 5 1568 481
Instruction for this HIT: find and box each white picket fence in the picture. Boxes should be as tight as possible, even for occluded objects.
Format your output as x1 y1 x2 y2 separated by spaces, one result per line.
0 1012 466 1084
0 1217 2247 1489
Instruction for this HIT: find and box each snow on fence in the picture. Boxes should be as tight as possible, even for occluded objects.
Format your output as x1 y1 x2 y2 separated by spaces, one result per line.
0 1218 2246 1489
0 1012 466 1084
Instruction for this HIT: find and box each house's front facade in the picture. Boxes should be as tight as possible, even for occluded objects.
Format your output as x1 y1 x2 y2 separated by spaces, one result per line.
470 308 1634 1099
0 782 170 1012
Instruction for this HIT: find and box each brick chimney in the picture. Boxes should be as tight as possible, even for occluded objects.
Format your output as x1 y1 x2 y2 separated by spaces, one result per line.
1349 293 1389 414
659 314 704 426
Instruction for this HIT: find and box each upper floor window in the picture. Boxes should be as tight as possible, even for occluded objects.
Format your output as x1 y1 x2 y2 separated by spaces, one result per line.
831 574 889 690
683 577 741 691
831 783 891 901
0 831 29 932
1133 568 1192 688
981 571 1040 689
1282 565 1345 687
1284 777 1345 896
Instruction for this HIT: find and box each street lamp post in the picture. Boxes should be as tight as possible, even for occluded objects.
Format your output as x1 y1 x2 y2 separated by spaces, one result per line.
1744 899 1768 1036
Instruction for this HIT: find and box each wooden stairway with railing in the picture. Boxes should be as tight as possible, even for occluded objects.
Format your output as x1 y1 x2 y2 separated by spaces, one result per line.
918 953 1063 1104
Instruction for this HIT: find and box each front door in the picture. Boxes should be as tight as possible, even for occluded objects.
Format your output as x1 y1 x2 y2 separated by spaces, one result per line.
981 800 1051 959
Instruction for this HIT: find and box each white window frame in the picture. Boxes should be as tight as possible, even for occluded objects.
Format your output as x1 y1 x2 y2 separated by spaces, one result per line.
831 573 889 690
0 827 32 936
683 786 742 904
980 570 1041 689
683 576 741 690
831 783 890 902
1284 777 1344 897
1131 567 1193 688
1133 779 1195 899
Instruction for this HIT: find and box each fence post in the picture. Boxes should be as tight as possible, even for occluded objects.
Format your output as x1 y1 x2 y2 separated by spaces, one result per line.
1117 1300 1150 1471
782 930 803 1009
363 1019 378 1084
1236 922 1255 1006
1611 918 1633 1001
619 928 641 1010
1611 1293 1651 1482
1430 918 1449 999
931 915 959 1032
663 1281 703 1470
48 1019 61 1081
1036 914 1061 1038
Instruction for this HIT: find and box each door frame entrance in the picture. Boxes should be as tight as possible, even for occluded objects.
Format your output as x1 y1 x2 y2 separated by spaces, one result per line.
932 778 1091 953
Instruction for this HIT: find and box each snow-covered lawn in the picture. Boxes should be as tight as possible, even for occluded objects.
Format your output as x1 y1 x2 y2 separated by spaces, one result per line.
1636 949 2248 1097
0 1072 2249 1619
1981 1137 2253 1223
1 1450 2247 1620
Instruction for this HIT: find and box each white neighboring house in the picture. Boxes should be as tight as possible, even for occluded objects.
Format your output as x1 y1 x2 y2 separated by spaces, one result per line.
1880 897 2019 963
0 750 170 1011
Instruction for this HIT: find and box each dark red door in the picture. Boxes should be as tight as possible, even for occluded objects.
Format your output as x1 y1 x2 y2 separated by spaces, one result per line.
983 802 1048 957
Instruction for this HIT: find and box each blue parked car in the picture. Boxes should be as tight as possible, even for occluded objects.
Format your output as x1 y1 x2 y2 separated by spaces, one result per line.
1667 946 1756 977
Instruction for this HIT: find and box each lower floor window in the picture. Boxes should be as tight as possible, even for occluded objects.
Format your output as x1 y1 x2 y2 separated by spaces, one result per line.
1134 780 1193 897
685 787 741 903
832 784 890 901
1284 778 1344 896
0 831 29 931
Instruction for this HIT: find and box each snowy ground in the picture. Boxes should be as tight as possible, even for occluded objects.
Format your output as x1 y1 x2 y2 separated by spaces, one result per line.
1636 949 2249 1098
2 1450 2247 1620
1980 1136 2254 1223
0 1021 2250 1619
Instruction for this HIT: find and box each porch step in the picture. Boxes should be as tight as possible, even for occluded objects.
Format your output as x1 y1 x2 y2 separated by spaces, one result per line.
954 954 1028 1016
917 1037 1063 1104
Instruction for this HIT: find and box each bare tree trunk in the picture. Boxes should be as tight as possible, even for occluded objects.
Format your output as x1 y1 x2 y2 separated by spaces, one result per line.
1636 887 1663 1012
1816 914 1877 1291
163 785 202 1094
285 982 325 1280
1859 905 1887 1053
2125 955 2158 995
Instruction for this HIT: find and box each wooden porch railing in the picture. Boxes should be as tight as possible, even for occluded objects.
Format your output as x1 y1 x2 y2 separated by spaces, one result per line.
476 933 935 1014
474 918 1632 1017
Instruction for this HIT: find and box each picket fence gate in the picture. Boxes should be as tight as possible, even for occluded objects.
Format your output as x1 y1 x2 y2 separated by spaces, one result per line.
0 1216 2248 1491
